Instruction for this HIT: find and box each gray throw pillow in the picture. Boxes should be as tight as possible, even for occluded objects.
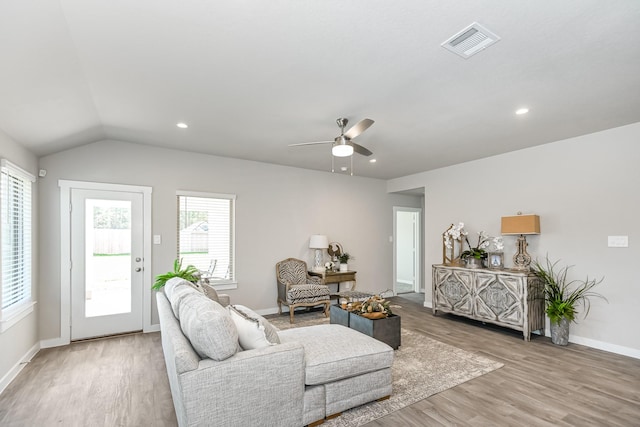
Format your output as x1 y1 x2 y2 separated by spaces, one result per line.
178 292 238 361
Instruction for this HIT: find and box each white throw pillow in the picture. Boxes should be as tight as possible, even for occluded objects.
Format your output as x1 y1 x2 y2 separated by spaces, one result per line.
228 305 281 350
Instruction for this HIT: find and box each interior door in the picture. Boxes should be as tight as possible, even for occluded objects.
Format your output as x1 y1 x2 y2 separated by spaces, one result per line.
394 207 422 294
70 188 144 340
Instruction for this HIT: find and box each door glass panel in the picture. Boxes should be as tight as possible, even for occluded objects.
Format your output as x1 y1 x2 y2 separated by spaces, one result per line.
84 199 132 317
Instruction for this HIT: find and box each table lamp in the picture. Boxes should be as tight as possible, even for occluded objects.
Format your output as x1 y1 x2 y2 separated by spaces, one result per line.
501 213 540 270
309 235 329 272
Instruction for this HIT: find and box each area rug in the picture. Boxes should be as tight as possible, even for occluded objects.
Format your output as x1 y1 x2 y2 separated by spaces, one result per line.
269 309 503 427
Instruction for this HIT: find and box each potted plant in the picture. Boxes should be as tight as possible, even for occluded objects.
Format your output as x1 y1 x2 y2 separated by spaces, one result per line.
337 252 353 271
461 230 490 268
532 257 607 345
152 258 200 290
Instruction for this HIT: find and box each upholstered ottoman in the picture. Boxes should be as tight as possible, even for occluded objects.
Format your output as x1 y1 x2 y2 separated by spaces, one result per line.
278 324 394 419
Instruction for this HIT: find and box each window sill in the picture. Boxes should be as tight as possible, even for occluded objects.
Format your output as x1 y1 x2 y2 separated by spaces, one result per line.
208 281 237 291
0 300 37 333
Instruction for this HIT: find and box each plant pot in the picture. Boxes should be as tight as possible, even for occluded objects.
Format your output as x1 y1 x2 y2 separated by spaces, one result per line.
550 317 570 346
464 257 484 269
340 263 348 271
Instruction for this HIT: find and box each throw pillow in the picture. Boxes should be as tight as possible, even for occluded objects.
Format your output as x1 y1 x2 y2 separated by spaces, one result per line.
168 281 204 319
201 283 220 303
228 304 281 350
178 292 239 361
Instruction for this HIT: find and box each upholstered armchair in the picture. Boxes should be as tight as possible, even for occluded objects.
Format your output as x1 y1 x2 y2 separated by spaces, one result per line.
276 258 331 323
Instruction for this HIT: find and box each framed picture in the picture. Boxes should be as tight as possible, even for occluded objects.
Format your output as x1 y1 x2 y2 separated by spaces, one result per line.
488 252 504 269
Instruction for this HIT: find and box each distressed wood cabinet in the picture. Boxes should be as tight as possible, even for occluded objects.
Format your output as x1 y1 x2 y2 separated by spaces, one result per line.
432 264 545 341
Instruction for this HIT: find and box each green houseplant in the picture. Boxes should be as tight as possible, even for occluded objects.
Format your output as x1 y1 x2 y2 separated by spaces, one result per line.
532 257 606 345
152 258 200 290
337 252 353 272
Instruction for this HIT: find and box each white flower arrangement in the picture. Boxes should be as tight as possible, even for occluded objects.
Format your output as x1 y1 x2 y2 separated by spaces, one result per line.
444 222 502 260
324 261 335 271
444 222 467 249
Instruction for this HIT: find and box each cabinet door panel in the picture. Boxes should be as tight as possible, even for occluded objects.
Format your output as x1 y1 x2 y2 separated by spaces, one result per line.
434 268 473 315
475 273 524 326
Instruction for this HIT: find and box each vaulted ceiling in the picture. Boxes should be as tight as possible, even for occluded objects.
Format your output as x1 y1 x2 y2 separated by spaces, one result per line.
1 0 639 179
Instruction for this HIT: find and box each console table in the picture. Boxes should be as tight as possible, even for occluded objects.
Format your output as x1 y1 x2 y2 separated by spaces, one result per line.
308 270 357 292
432 264 544 341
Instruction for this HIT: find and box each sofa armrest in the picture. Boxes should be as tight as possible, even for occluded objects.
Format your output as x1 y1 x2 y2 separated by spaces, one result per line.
179 342 305 426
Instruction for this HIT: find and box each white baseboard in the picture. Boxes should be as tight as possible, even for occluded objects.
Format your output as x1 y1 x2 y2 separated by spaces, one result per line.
40 337 68 349
423 300 432 309
566 333 640 360
0 342 39 395
144 324 161 333
397 279 414 285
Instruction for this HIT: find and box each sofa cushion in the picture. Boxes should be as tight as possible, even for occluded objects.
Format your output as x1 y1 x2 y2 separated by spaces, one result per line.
287 284 330 304
201 283 220 303
228 305 280 350
178 292 239 361
278 324 394 385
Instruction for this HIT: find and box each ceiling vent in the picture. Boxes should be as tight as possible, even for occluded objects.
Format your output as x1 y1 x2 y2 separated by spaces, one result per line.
441 22 501 59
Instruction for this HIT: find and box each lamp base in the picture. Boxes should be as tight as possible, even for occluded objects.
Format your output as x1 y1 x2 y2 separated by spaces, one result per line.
313 249 324 272
512 234 532 270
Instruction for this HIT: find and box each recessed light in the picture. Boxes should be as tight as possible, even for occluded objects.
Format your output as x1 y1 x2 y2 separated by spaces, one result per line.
515 108 529 115
176 122 188 129
369 159 377 163
340 166 348 172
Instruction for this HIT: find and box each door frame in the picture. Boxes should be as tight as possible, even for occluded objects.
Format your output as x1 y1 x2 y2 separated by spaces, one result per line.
392 206 422 294
59 180 153 345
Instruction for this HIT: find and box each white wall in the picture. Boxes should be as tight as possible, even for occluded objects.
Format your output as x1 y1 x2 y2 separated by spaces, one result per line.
0 130 39 390
38 140 421 340
388 122 640 357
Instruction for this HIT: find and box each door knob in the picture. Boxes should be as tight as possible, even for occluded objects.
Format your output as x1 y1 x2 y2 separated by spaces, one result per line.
135 267 142 272
135 257 142 262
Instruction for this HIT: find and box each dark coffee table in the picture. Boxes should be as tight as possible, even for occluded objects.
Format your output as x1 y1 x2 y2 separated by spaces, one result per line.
330 305 401 349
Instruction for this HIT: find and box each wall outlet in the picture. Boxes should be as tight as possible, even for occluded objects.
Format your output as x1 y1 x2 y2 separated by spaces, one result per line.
153 234 162 245
607 236 628 247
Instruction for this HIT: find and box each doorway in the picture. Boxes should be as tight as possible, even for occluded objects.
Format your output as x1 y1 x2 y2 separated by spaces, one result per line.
393 207 422 294
59 181 152 344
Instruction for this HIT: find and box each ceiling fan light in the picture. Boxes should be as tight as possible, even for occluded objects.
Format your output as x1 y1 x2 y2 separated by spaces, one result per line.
332 144 353 157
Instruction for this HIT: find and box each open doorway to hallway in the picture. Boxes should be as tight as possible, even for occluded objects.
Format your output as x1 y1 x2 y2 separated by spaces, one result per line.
393 207 422 295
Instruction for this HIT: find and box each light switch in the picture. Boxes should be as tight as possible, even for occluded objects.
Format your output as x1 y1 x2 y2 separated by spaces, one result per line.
608 236 628 247
153 234 162 245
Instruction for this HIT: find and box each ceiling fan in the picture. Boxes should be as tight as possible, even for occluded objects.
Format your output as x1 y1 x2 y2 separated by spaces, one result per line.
289 117 375 158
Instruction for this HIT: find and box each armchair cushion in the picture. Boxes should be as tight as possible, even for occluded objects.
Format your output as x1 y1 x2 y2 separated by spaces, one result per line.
287 284 330 304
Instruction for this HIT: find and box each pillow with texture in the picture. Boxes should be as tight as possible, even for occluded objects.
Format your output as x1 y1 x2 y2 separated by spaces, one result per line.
168 281 203 319
228 304 281 350
178 292 238 361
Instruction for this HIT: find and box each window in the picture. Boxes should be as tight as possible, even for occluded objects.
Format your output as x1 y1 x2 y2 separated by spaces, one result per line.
1 159 35 331
177 191 235 286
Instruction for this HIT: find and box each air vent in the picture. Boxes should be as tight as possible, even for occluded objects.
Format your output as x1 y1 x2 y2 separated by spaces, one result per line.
441 22 501 59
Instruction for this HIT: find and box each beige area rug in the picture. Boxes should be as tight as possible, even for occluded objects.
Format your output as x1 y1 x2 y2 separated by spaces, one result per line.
269 309 503 427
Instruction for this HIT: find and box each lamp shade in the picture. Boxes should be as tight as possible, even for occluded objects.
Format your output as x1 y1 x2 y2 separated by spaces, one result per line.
501 214 540 235
309 234 329 249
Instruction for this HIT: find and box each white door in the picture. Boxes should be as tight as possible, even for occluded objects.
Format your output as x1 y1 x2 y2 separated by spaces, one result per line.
70 189 144 340
393 207 422 294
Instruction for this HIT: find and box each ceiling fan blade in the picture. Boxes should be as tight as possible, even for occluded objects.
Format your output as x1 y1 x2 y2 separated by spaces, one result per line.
351 142 373 156
288 141 333 147
344 118 374 139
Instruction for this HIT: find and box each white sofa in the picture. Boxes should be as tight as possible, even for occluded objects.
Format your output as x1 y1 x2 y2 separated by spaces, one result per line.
157 278 394 426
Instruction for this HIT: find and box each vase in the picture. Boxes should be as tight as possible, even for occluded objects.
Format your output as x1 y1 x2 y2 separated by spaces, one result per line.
464 257 484 269
550 317 570 345
340 263 348 271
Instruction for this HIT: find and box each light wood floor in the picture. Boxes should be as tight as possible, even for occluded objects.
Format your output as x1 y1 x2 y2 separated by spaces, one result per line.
1 294 639 426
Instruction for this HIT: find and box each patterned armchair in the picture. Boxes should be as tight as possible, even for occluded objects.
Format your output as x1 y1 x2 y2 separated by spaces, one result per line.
276 258 331 323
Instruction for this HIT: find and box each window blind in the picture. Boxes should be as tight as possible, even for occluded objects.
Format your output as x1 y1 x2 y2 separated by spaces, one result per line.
177 192 235 283
1 159 35 312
